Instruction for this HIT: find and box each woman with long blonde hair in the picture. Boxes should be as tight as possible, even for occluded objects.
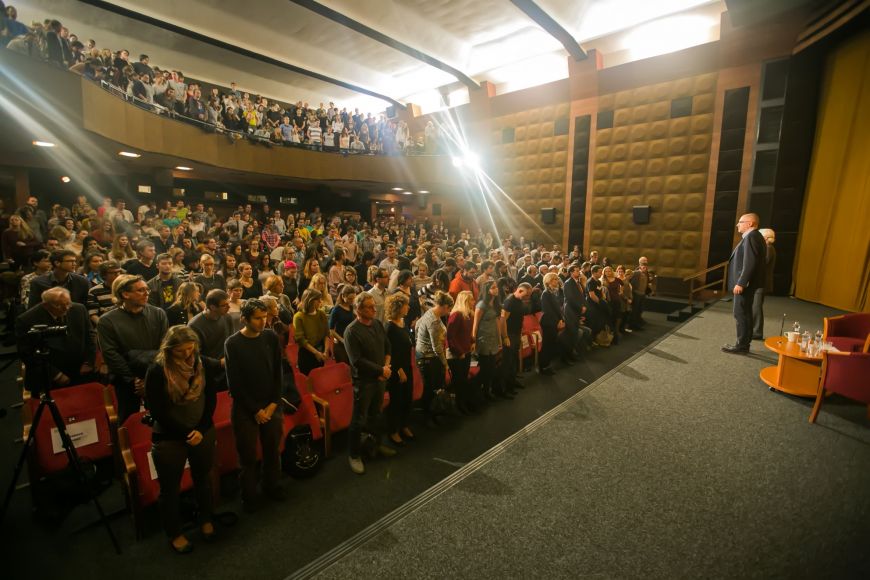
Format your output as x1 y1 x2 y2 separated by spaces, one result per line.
309 272 334 312
1 213 39 270
166 282 205 326
446 290 478 413
145 325 221 553
385 292 413 445
110 233 136 262
293 289 331 375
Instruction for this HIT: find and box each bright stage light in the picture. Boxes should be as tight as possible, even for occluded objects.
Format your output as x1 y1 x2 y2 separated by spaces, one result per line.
60 176 71 183
452 151 480 170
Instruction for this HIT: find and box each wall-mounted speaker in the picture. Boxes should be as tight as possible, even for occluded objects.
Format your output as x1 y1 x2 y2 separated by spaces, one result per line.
541 207 556 224
386 105 397 119
632 205 651 224
417 195 427 210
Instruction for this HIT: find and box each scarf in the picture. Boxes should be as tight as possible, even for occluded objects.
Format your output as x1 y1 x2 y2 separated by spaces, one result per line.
164 355 204 404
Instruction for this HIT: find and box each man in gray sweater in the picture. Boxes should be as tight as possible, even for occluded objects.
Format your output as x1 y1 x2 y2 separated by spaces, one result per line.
344 293 394 475
97 274 168 423
188 289 233 391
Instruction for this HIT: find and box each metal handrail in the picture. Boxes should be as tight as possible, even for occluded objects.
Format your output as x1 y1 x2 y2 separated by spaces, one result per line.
683 261 728 309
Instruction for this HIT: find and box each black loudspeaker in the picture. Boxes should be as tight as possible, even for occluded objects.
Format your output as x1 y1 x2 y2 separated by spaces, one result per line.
541 208 556 224
632 205 651 224
417 195 427 210
386 105 397 119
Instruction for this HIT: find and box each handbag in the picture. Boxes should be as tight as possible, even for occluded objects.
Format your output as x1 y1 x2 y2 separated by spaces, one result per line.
429 388 456 416
595 326 614 347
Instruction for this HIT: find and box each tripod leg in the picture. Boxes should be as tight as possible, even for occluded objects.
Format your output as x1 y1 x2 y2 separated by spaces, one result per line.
0 399 48 521
44 398 122 555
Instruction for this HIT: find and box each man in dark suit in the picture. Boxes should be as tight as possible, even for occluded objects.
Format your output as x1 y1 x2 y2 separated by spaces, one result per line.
16 287 96 392
27 249 91 309
723 213 766 354
563 264 592 354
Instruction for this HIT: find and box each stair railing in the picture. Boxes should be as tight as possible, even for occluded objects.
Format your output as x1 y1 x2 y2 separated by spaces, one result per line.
682 261 728 309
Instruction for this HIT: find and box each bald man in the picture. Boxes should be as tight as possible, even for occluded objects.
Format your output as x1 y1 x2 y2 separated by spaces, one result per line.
15 287 96 390
722 213 766 354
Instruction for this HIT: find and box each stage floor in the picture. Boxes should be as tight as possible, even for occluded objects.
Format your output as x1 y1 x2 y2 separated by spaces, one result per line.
297 297 870 579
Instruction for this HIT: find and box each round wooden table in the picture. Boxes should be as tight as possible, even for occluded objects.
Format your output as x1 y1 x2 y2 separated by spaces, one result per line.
760 336 822 397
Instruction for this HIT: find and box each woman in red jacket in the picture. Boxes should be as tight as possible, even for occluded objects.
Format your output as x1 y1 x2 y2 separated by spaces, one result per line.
446 290 477 414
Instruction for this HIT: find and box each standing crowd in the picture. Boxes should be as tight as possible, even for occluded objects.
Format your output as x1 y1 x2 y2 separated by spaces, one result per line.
1 7 444 155
8 193 654 552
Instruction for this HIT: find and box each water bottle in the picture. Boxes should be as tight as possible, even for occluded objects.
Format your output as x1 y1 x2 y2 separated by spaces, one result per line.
815 330 823 344
793 321 801 334
801 331 811 352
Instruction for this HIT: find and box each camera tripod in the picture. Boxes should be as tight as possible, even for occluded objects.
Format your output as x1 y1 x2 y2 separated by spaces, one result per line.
0 338 121 554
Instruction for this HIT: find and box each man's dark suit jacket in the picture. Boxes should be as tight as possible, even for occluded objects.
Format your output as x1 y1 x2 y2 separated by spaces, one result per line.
563 276 587 321
728 229 766 290
15 302 96 392
27 272 91 309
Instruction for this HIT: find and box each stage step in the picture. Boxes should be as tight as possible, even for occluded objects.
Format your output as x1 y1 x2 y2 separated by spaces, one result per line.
666 300 717 322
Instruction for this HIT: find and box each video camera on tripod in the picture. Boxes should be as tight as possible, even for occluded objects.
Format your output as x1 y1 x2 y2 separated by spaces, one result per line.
23 323 68 395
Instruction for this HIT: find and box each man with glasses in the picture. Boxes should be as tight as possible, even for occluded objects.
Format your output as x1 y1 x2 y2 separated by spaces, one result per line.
27 249 90 309
344 293 395 475
722 213 766 354
189 289 233 391
366 267 389 324
96 274 167 423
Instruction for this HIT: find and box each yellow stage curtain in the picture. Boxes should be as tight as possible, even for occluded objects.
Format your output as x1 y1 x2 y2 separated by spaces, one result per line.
793 29 870 312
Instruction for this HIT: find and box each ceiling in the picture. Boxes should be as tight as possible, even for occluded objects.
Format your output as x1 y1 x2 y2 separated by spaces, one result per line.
18 0 728 114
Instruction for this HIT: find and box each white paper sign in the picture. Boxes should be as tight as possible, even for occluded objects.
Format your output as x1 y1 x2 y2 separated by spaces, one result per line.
50 418 99 455
146 451 190 480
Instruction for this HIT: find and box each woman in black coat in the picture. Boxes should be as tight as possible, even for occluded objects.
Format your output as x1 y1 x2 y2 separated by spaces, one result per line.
145 325 221 554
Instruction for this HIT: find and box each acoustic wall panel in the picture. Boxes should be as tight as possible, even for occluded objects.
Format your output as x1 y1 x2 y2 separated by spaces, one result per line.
489 103 571 242
590 72 717 278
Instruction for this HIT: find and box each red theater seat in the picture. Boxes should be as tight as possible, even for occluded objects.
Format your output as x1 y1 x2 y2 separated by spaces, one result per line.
118 412 193 539
809 352 870 423
308 363 354 457
22 382 114 479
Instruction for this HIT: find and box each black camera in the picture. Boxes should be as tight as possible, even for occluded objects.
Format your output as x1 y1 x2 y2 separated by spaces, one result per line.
26 324 68 338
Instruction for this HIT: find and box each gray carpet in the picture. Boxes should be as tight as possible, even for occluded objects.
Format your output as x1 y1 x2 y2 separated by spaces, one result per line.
300 297 870 579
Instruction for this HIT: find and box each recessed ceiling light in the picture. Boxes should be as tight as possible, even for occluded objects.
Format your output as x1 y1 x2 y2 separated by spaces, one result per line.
418 190 429 194
402 191 413 195
60 176 71 183
175 166 193 171
118 151 141 158
32 141 56 148
391 187 403 191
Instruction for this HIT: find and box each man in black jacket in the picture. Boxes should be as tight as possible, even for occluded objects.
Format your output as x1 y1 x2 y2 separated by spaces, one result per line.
723 213 766 354
563 264 592 354
224 299 285 509
16 287 96 392
27 249 90 309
